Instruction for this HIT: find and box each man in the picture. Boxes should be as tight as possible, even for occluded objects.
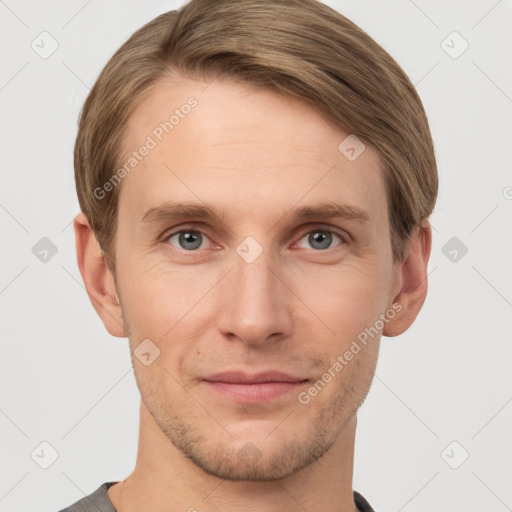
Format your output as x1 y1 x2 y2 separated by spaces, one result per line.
62 0 437 510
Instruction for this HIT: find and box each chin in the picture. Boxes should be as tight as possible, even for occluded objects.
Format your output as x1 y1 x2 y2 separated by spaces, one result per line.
158 413 343 482
183 439 327 482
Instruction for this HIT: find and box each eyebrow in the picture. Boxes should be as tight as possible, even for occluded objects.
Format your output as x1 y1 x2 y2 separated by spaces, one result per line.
138 200 370 226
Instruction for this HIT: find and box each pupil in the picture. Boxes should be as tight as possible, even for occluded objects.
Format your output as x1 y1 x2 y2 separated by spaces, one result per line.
180 231 201 249
310 230 331 250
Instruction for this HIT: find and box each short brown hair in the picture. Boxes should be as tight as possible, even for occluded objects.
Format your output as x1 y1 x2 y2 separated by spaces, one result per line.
74 0 438 274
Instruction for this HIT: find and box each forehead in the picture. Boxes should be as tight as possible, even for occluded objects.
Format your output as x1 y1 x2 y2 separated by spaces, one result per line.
117 75 387 229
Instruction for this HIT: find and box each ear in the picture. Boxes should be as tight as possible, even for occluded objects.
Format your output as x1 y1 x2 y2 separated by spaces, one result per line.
73 212 126 338
383 220 432 337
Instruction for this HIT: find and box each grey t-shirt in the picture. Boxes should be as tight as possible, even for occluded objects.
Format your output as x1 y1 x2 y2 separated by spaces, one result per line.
58 481 377 511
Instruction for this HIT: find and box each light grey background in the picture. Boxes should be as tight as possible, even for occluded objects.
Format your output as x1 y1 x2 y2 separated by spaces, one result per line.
1 1 511 511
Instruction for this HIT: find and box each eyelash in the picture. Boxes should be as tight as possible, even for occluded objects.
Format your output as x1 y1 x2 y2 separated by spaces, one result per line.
161 225 349 254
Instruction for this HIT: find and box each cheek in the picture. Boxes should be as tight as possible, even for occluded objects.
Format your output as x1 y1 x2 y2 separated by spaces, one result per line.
119 259 220 383
117 243 392 361
118 257 209 334
293 260 388 344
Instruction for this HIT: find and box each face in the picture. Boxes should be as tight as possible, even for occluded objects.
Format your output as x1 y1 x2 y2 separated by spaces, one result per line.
112 75 401 481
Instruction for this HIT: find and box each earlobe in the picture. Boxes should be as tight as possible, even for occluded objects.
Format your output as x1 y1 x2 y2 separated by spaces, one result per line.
73 212 126 338
383 220 432 338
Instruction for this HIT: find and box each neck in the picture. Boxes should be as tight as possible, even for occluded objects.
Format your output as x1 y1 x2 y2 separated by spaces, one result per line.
109 402 358 512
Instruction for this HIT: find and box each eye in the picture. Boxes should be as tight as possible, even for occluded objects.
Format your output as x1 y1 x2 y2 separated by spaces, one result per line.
296 229 345 250
162 226 347 254
166 230 211 251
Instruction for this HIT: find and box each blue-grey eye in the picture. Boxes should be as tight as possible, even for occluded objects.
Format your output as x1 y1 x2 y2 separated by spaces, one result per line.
297 230 343 250
168 230 208 250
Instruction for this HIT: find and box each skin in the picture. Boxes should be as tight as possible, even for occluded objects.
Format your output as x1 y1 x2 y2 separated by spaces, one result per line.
74 75 431 512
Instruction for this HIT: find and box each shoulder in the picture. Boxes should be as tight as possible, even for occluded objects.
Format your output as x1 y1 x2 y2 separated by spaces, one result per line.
354 490 377 512
58 482 118 512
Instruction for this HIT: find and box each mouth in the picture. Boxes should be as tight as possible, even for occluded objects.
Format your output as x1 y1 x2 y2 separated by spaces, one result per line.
201 371 309 403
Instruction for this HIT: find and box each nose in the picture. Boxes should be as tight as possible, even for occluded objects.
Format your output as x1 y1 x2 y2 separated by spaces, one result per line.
217 245 293 346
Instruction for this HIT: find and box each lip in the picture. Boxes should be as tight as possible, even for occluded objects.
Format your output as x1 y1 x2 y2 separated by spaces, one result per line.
202 371 309 403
